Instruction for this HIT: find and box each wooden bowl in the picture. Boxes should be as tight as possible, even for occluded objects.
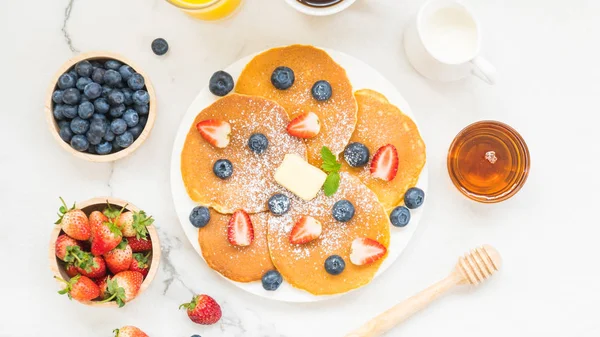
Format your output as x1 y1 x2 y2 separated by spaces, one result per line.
45 51 157 162
49 197 161 307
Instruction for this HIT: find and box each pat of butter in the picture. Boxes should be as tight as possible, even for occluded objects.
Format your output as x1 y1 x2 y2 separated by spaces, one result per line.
274 154 327 201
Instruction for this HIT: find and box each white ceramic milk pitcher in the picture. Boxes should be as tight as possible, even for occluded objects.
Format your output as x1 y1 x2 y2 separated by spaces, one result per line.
404 0 496 84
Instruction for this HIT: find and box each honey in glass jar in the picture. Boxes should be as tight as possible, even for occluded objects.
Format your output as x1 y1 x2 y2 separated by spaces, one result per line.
447 121 530 203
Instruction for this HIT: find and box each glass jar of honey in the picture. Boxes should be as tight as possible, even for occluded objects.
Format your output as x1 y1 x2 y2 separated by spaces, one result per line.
447 121 530 203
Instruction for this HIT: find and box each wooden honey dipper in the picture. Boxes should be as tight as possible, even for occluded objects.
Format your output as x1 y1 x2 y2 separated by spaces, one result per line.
345 245 502 337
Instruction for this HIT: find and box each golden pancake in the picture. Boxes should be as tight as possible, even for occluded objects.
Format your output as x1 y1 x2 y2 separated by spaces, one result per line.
267 172 390 295
235 45 357 165
341 89 426 213
181 94 307 214
198 210 274 282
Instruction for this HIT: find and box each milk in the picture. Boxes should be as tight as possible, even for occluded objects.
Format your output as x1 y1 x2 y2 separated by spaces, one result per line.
420 6 478 64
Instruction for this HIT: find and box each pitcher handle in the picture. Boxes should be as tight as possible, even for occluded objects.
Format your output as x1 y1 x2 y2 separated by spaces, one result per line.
470 56 496 85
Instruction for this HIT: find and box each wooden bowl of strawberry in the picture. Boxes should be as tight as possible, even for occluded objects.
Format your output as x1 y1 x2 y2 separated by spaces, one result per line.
49 196 160 307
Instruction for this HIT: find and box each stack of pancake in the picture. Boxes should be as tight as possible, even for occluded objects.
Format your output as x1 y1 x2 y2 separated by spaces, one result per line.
180 45 426 295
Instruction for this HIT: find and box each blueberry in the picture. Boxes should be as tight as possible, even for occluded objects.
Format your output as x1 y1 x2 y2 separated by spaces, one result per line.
104 130 115 141
261 270 283 291
68 69 79 80
91 67 105 84
139 115 148 127
86 130 103 145
213 159 233 179
58 120 70 129
108 89 125 106
89 118 107 138
70 117 90 135
90 61 103 68
116 131 134 148
123 109 139 127
271 66 295 90
53 104 65 120
87 145 97 154
77 101 95 119
268 193 290 216
324 255 345 275
80 95 89 103
104 60 122 70
83 82 102 99
109 104 126 118
96 141 113 155
94 98 110 114
92 113 107 123
344 142 370 167
103 69 122 86
151 38 169 56
132 90 150 105
62 88 81 105
70 135 89 152
110 118 127 135
76 77 92 91
191 335 201 337
311 80 332 101
189 206 210 228
129 125 143 139
52 90 64 104
248 133 268 154
390 206 411 227
208 71 234 96
59 125 73 142
101 85 112 98
122 88 133 105
118 65 135 81
127 73 145 90
134 103 149 115
332 200 355 222
62 105 78 119
57 73 76 89
75 60 93 77
404 187 425 209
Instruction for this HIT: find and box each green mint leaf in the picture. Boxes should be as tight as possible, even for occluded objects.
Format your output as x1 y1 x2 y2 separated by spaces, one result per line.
321 160 341 173
320 146 337 170
323 172 340 196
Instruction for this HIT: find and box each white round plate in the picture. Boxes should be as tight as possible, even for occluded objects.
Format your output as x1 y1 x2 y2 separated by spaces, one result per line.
170 47 428 302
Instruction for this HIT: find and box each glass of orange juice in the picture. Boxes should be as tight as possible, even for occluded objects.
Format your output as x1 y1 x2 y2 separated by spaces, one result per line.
166 0 243 21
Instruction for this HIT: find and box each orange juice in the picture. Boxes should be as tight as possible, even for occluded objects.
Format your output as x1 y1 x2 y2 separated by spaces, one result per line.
167 0 243 21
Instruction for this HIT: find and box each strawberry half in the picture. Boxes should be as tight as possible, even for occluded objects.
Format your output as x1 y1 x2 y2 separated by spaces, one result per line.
370 144 399 181
196 119 231 148
287 112 321 139
349 238 387 266
289 216 322 244
227 210 254 247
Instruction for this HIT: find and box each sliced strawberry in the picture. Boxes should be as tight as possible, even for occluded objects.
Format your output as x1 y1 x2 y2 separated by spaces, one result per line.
289 216 322 244
349 238 387 266
196 119 231 148
287 112 321 139
227 210 254 247
370 144 399 181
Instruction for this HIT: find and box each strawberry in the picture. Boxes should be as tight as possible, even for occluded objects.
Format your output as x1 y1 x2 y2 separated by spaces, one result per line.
113 326 148 337
349 238 387 266
289 216 322 244
116 210 154 239
101 271 144 307
127 235 153 252
76 255 107 279
55 275 100 302
227 210 254 247
196 119 231 148
89 210 109 237
130 252 150 277
370 144 399 181
287 112 321 138
65 263 79 277
91 204 124 256
96 276 109 300
179 294 222 325
104 240 133 274
55 234 82 261
55 197 91 241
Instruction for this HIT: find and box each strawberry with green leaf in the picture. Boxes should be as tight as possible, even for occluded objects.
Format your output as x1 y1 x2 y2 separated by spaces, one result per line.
55 197 90 241
113 326 148 337
321 146 342 196
55 274 100 302
91 203 124 256
129 252 150 277
117 210 154 239
100 271 143 307
55 234 82 261
64 245 107 279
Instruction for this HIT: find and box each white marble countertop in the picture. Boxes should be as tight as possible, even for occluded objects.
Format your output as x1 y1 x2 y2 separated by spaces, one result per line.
1 0 599 336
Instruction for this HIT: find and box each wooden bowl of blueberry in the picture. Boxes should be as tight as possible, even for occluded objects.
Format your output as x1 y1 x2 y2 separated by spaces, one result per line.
45 51 156 162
